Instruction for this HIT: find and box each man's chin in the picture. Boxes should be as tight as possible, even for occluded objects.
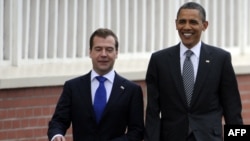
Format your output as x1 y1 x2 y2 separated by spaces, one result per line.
99 67 111 73
182 42 194 48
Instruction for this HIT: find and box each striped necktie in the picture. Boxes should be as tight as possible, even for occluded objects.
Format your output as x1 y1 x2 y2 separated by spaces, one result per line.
183 50 194 106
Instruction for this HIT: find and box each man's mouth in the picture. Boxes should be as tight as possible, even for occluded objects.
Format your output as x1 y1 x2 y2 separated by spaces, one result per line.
98 60 108 64
183 33 192 37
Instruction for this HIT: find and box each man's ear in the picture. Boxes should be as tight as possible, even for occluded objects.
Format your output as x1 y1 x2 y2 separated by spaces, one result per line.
203 21 208 31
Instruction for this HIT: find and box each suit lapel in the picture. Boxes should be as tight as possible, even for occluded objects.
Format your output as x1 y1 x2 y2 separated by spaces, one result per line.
168 45 188 106
79 72 97 121
191 43 212 106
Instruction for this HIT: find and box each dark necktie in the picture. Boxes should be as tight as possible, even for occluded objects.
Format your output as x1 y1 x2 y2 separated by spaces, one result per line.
93 76 107 123
183 50 194 106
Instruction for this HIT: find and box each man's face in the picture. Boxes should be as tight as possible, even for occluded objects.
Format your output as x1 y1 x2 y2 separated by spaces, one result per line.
176 9 208 48
89 35 118 75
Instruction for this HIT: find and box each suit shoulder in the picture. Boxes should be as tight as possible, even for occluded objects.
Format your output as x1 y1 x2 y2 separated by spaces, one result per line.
151 45 177 57
204 44 230 55
116 73 141 88
65 73 89 84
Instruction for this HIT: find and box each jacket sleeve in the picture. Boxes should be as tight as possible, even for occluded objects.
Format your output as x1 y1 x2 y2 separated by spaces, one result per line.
219 52 243 124
47 81 72 140
144 54 161 141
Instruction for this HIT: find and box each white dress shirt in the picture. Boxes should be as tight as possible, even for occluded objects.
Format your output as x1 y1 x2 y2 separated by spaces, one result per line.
180 41 201 81
91 69 115 104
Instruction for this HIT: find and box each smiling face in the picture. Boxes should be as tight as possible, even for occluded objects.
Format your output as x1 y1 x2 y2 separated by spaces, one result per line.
176 9 208 48
89 35 118 75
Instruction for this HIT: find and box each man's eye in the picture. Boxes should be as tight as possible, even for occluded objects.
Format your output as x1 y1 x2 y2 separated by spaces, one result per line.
190 20 198 24
94 47 102 51
178 20 186 24
106 48 114 52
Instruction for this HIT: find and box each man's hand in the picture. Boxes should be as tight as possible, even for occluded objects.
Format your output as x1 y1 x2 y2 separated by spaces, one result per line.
52 135 66 141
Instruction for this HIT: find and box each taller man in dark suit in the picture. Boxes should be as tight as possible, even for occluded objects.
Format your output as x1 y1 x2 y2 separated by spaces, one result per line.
144 2 243 141
48 28 144 141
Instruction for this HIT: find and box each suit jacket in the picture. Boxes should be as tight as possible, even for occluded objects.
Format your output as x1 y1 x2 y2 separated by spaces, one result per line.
144 43 243 141
48 71 144 141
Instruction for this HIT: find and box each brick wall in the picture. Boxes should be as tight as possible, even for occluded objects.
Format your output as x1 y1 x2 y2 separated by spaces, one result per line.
238 74 250 124
0 75 249 141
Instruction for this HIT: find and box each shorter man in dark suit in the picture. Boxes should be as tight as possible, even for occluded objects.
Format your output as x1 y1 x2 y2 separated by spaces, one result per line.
48 28 144 141
144 2 243 141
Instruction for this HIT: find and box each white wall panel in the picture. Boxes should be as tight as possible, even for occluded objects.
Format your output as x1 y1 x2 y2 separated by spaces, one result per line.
0 0 249 66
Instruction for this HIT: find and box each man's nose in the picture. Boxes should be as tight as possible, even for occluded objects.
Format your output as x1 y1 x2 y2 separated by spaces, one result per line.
183 23 192 29
101 49 107 56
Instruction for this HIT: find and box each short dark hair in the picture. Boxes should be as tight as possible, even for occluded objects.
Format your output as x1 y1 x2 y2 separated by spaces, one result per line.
89 28 119 50
176 2 206 22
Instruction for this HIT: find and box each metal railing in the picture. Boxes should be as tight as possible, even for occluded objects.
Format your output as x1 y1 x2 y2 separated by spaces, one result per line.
0 0 249 67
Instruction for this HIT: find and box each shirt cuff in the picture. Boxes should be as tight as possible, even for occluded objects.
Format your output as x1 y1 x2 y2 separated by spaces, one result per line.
51 134 63 141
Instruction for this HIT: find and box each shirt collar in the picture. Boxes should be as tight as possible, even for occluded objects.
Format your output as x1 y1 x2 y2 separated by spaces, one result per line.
180 41 201 58
91 70 115 83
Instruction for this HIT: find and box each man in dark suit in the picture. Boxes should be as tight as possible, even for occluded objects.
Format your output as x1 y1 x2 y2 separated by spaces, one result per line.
48 28 144 141
144 2 243 141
